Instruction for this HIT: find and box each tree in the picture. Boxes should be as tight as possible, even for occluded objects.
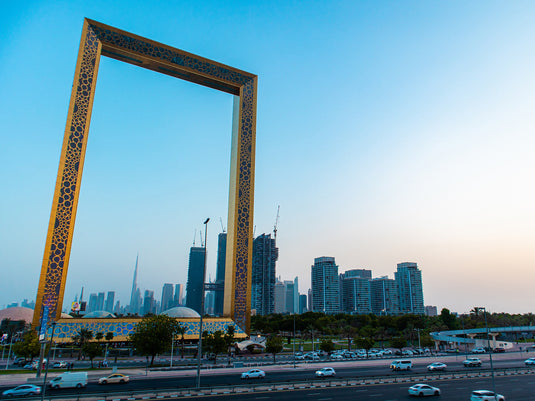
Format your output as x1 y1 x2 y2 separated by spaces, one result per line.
224 326 236 363
104 332 114 361
390 337 407 354
440 308 459 330
72 329 93 360
175 324 186 359
354 337 375 358
265 335 284 363
82 342 102 368
95 332 104 342
203 330 227 364
319 339 335 354
129 315 180 366
12 331 40 362
342 325 356 351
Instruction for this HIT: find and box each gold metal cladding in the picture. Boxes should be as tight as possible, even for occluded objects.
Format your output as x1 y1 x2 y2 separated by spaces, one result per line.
33 18 257 334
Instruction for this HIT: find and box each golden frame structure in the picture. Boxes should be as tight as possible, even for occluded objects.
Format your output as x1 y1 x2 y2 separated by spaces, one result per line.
33 19 257 334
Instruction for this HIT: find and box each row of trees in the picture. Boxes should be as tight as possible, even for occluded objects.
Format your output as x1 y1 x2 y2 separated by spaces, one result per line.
252 309 535 354
128 315 237 366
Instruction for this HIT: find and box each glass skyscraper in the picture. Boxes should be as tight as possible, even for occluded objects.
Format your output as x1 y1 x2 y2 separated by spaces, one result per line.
395 262 424 315
311 256 340 314
186 246 206 315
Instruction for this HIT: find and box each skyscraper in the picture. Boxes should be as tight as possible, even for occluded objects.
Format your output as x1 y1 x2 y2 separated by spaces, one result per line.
143 290 155 315
128 255 141 314
251 233 278 315
395 262 425 315
97 292 105 311
284 278 298 314
311 257 340 314
274 280 286 313
88 293 98 312
161 283 174 312
174 283 184 306
186 246 206 314
340 270 371 314
299 293 307 314
214 232 227 316
370 276 399 315
104 291 115 313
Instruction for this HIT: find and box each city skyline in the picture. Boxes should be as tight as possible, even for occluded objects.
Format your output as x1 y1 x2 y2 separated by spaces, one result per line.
2 2 535 314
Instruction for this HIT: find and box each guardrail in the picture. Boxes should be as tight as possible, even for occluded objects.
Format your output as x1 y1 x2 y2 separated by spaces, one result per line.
18 366 535 401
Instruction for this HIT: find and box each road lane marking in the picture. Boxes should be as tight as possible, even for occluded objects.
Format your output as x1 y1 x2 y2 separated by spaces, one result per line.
307 393 321 396
255 397 271 399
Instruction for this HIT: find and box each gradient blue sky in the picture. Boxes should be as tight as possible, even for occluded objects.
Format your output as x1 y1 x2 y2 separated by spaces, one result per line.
2 1 535 314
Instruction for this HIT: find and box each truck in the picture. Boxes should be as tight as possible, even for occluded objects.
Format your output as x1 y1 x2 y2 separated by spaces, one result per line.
49 372 88 389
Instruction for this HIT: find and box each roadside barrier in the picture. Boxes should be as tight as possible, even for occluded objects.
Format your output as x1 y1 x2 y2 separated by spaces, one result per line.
17 366 535 400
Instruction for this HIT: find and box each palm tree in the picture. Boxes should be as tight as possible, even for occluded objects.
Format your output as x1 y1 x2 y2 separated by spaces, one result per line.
104 332 114 363
175 324 186 359
72 329 93 360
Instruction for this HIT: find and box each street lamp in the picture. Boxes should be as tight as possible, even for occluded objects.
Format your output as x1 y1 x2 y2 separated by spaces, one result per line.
293 313 296 369
170 330 175 368
41 321 56 401
476 307 497 401
196 217 209 389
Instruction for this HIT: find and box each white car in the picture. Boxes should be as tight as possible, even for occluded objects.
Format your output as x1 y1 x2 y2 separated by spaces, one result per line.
524 357 535 366
427 362 447 371
315 367 335 377
52 361 67 369
472 347 486 354
470 390 505 400
408 383 441 397
330 353 343 360
463 357 482 367
241 369 265 379
98 373 130 384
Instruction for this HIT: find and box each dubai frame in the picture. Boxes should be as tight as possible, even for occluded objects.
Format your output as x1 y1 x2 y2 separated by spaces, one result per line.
32 19 257 340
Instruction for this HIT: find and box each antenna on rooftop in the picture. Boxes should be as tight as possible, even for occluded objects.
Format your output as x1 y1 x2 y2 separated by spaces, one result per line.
220 217 226 233
193 229 197 246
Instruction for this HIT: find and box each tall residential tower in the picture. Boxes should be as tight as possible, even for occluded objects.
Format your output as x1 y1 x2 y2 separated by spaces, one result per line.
251 233 278 315
311 256 340 314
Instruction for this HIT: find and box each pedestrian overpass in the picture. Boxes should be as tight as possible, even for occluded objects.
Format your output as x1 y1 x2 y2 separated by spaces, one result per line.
431 326 535 350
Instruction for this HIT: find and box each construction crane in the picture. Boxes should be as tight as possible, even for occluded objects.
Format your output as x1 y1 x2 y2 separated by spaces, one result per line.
273 205 280 240
220 217 226 233
199 228 204 247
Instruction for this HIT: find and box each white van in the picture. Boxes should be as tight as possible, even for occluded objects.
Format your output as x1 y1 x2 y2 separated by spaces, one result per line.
390 360 412 371
49 372 88 389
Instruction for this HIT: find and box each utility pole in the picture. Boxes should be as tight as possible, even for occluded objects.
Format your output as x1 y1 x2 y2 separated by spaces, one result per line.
196 218 209 388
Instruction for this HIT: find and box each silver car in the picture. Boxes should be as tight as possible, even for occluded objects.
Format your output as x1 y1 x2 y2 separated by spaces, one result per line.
241 369 265 379
408 383 441 397
2 385 42 397
470 390 505 401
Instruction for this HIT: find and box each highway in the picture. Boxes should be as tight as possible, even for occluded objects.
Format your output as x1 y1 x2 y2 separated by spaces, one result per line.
1 352 534 398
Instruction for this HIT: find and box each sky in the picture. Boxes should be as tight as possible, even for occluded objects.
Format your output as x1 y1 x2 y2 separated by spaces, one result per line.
2 1 535 315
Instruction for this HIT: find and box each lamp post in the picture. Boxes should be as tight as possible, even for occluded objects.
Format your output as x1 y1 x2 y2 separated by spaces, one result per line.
170 330 175 368
196 217 209 388
293 314 296 368
477 307 497 401
415 328 421 350
41 321 56 401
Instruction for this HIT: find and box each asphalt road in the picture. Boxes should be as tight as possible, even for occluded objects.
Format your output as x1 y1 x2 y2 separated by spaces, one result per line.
185 375 535 400
1 353 533 397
